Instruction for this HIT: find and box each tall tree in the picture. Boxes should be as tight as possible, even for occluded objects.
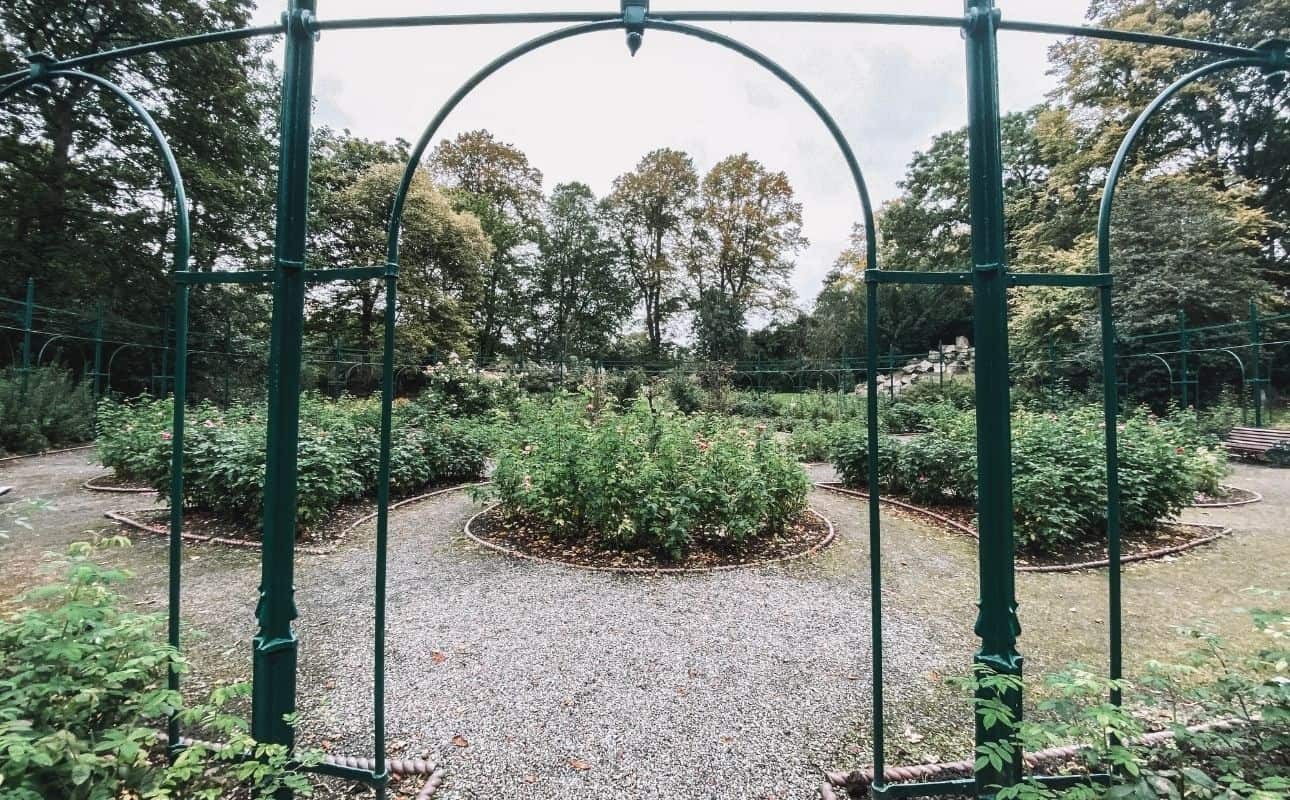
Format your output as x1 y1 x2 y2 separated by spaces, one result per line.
429 130 543 360
1045 0 1290 289
308 130 491 356
603 148 698 359
0 0 278 338
688 153 806 360
522 182 631 363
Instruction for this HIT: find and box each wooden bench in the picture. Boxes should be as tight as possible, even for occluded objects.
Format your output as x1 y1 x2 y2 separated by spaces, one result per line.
1222 426 1290 466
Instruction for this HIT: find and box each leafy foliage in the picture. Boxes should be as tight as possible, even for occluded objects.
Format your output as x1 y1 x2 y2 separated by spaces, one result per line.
833 405 1215 553
955 601 1290 800
96 394 489 529
0 536 320 798
488 398 809 560
0 366 93 455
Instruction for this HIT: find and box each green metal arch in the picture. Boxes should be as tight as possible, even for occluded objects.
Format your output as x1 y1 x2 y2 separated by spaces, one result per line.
1 67 194 749
383 18 880 270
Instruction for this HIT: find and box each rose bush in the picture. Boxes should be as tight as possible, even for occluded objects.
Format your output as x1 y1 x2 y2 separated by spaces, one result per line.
832 405 1214 553
97 394 489 529
488 398 810 559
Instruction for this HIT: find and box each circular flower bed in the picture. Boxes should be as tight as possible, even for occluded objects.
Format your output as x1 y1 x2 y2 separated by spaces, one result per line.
482 399 818 566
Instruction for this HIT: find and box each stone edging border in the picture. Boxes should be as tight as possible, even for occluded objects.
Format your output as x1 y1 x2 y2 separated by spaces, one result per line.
105 509 333 556
0 443 95 464
814 482 1232 573
463 503 837 575
83 472 155 493
104 481 486 557
1190 484 1262 508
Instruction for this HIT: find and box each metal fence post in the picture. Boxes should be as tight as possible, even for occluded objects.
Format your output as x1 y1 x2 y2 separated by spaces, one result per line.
19 277 33 399
224 319 233 406
1177 309 1190 408
92 302 104 403
964 0 1023 791
253 0 316 780
1250 300 1263 427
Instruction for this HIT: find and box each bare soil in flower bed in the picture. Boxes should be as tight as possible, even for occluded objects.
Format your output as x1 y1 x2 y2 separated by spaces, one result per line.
129 503 375 548
84 471 154 491
1193 485 1260 506
467 506 833 571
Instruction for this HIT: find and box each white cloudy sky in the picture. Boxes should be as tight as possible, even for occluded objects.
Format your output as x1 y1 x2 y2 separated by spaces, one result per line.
252 1 1092 310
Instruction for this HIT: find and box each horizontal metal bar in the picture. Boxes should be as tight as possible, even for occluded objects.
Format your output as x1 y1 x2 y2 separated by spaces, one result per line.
996 19 1263 58
304 266 388 282
866 269 973 286
873 778 975 798
0 24 284 83
1008 272 1112 287
315 12 617 31
174 270 274 285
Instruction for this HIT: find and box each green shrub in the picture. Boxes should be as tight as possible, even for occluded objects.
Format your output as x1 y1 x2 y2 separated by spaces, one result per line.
0 536 319 798
489 398 809 559
957 601 1289 800
0 366 94 455
788 420 844 462
831 427 904 491
833 405 1210 553
420 354 520 417
729 391 779 418
897 377 975 409
663 371 705 414
96 394 488 530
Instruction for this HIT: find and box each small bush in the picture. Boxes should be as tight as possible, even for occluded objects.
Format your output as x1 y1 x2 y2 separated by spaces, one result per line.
0 536 320 798
788 420 844 462
833 404 1211 553
663 372 705 414
96 394 488 530
421 354 520 417
489 398 809 559
0 366 94 455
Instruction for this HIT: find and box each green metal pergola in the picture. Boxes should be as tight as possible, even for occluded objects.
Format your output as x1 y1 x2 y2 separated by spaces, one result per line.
2 4 1284 799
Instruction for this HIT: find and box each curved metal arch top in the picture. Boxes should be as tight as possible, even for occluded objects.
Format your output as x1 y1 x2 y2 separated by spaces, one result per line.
1096 56 1270 275
1 69 191 274
384 18 879 272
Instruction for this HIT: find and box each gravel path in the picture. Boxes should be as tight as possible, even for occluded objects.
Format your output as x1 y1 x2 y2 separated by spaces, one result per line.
4 450 1286 798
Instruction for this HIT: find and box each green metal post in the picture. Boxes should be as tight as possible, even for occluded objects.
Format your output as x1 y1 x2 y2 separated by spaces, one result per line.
19 277 33 399
160 308 171 396
253 0 316 771
92 302 104 403
887 345 895 400
224 320 233 406
1177 309 1189 408
1250 301 1262 427
964 0 1023 792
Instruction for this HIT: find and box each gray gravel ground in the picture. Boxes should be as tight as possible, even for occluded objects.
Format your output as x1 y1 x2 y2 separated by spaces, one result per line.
4 451 1286 798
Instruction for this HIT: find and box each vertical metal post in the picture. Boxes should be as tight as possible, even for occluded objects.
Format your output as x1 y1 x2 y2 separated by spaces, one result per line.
964 0 1023 792
224 320 233 406
887 345 895 400
160 308 171 396
253 0 316 771
1250 301 1262 427
1178 309 1190 408
92 302 104 403
864 280 885 793
19 277 33 399
371 266 398 799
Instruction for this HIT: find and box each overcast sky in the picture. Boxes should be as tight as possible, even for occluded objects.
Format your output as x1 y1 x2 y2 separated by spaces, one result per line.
252 1 1093 310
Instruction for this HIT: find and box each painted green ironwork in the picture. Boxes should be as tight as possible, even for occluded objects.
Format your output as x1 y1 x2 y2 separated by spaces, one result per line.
2 6 1285 800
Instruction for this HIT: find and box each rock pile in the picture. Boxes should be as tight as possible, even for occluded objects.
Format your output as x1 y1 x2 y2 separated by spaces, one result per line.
856 336 974 397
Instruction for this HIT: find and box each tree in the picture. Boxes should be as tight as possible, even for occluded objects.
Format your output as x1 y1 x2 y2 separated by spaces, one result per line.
688 154 806 360
522 182 631 363
1045 0 1290 289
0 0 278 346
429 130 543 360
603 148 698 359
308 131 491 357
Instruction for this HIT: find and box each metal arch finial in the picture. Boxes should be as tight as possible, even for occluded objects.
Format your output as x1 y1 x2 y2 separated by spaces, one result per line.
622 0 647 56
24 52 55 98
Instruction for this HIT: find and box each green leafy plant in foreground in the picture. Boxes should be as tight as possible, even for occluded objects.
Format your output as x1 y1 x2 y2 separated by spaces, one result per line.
0 536 320 799
953 601 1289 800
